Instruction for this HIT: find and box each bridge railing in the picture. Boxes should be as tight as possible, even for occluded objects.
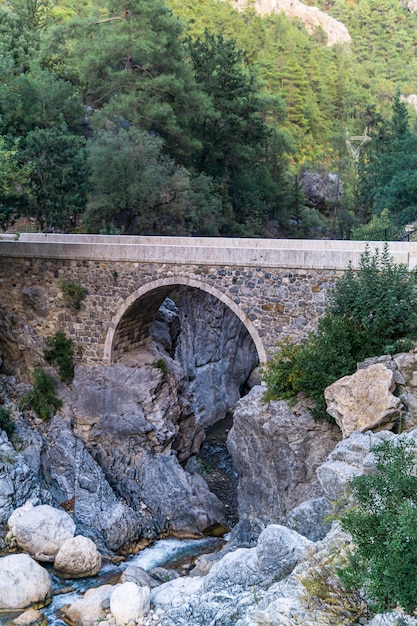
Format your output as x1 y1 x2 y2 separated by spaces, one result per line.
1 233 417 271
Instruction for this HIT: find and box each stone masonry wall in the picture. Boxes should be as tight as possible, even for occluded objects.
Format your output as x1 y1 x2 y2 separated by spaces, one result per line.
0 255 342 367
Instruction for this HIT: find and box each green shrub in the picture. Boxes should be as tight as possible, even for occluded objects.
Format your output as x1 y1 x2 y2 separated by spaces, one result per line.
22 367 62 421
153 358 168 375
0 407 15 438
339 439 417 614
59 278 87 311
43 330 75 383
259 338 302 402
262 244 417 418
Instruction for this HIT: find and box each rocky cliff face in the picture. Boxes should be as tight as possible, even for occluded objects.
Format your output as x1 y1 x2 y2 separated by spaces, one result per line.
229 0 351 46
171 289 259 428
227 386 341 544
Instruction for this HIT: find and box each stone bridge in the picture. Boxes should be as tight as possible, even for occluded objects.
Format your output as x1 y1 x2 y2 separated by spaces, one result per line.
1 234 416 367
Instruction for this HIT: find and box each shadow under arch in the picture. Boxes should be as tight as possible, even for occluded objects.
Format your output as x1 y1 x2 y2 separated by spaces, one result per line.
103 276 267 365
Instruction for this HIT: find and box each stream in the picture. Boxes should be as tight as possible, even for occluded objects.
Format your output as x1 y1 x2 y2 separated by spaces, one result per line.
0 415 238 625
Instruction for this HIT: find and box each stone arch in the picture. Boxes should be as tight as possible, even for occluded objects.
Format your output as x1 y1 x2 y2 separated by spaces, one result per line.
103 276 267 365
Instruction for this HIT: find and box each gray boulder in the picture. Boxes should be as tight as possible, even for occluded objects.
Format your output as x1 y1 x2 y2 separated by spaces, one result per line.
53 535 102 579
8 503 75 562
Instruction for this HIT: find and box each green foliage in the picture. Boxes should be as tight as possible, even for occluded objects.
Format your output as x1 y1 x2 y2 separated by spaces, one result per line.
22 367 62 420
153 358 168 375
0 407 16 438
17 125 88 230
339 438 417 613
85 126 223 235
356 94 417 232
59 278 88 311
43 330 75 383
262 245 417 418
260 338 302 402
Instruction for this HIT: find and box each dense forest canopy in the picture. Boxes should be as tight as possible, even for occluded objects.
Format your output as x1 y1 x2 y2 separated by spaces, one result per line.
1 0 417 238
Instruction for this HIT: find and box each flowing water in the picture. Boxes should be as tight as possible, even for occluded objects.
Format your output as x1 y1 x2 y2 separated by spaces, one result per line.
0 416 237 625
0 536 225 626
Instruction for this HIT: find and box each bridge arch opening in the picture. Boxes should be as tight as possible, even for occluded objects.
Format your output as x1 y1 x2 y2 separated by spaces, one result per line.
104 276 264 432
104 277 266 366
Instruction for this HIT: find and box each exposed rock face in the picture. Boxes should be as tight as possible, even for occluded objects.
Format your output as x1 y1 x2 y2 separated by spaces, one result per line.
39 418 148 551
227 386 341 543
325 363 402 438
173 289 259 427
72 359 203 461
0 309 44 378
53 535 102 578
0 554 52 610
230 0 351 46
71 362 225 537
0 428 42 524
300 170 342 209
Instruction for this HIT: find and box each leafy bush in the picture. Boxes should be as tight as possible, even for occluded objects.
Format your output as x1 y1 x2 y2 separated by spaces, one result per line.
262 244 417 418
43 330 75 383
260 338 302 402
59 278 87 311
339 439 417 613
0 407 15 438
22 367 62 421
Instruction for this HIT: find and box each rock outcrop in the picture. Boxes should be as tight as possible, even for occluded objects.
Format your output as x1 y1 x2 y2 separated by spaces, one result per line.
325 363 402 438
227 386 340 543
230 0 351 46
71 362 225 538
173 289 259 427
300 170 342 209
39 418 148 551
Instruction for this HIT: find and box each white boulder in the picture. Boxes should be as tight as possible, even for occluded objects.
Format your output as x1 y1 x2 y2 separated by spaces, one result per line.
8 504 75 562
53 535 101 578
110 582 150 625
0 554 52 610
60 585 113 626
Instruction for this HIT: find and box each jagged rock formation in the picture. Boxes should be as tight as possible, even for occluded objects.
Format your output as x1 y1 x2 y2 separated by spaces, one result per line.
300 170 342 209
227 386 341 544
169 290 259 428
70 359 226 540
229 0 351 46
